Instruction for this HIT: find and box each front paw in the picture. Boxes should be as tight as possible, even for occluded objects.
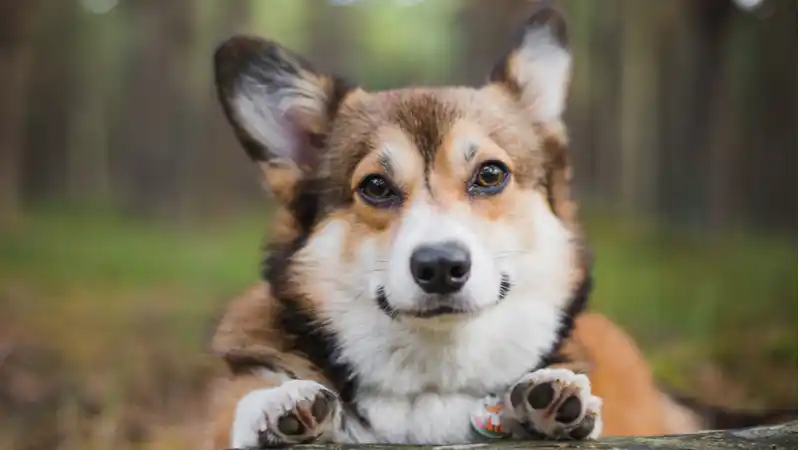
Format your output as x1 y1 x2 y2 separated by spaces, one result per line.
231 380 340 448
505 368 602 440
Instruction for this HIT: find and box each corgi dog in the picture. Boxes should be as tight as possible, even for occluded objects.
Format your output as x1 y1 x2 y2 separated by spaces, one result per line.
206 5 794 449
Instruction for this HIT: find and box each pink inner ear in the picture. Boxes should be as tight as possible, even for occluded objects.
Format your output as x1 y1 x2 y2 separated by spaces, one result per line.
281 108 321 171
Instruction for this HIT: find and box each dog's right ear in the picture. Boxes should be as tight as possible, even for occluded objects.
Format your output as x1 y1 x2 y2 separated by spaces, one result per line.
214 36 355 203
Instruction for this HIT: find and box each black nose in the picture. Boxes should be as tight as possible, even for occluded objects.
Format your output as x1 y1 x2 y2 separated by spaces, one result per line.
410 242 472 294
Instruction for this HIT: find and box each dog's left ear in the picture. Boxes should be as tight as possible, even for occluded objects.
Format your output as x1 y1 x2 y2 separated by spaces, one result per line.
490 5 571 125
491 5 576 221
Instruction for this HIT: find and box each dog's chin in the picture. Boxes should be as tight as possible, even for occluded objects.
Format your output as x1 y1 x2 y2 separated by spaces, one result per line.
375 274 511 323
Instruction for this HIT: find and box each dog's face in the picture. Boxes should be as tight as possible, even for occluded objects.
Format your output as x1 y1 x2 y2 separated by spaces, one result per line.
214 8 585 331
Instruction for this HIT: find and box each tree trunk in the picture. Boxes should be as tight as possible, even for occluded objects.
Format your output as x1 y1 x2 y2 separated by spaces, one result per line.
0 3 40 225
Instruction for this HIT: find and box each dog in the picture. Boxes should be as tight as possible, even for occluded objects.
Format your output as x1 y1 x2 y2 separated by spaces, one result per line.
205 6 794 449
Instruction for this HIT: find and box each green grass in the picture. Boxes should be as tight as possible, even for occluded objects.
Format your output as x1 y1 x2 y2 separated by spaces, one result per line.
0 207 265 292
0 207 796 448
584 215 797 406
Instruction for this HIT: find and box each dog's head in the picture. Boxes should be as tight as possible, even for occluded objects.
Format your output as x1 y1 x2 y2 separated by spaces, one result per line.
214 6 588 331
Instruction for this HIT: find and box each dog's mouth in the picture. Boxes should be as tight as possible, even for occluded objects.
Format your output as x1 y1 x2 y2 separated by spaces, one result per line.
376 273 512 320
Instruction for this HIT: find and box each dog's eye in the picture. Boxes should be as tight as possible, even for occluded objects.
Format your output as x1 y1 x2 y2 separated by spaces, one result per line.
469 161 510 196
358 175 401 207
476 164 505 187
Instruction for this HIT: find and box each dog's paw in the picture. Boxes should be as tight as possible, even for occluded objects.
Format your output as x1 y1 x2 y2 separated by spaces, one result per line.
504 368 602 440
230 380 340 448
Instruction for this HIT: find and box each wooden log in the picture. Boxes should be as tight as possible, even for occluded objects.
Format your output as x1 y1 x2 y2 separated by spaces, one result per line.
228 421 798 450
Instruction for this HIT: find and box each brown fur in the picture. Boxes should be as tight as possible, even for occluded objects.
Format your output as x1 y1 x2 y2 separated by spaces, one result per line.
211 283 324 381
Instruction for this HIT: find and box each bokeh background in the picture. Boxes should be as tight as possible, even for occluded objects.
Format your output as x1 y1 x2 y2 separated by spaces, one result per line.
0 0 796 449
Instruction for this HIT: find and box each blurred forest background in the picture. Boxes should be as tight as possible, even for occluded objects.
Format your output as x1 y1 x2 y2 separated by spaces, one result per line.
0 0 796 449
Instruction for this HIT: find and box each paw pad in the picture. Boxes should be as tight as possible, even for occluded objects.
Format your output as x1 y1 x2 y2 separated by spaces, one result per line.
506 368 602 441
271 390 336 438
568 413 597 440
527 383 556 410
554 395 581 423
231 380 340 448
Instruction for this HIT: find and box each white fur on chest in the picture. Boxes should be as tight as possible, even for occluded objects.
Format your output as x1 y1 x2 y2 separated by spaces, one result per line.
344 295 563 394
335 292 565 444
350 391 484 444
